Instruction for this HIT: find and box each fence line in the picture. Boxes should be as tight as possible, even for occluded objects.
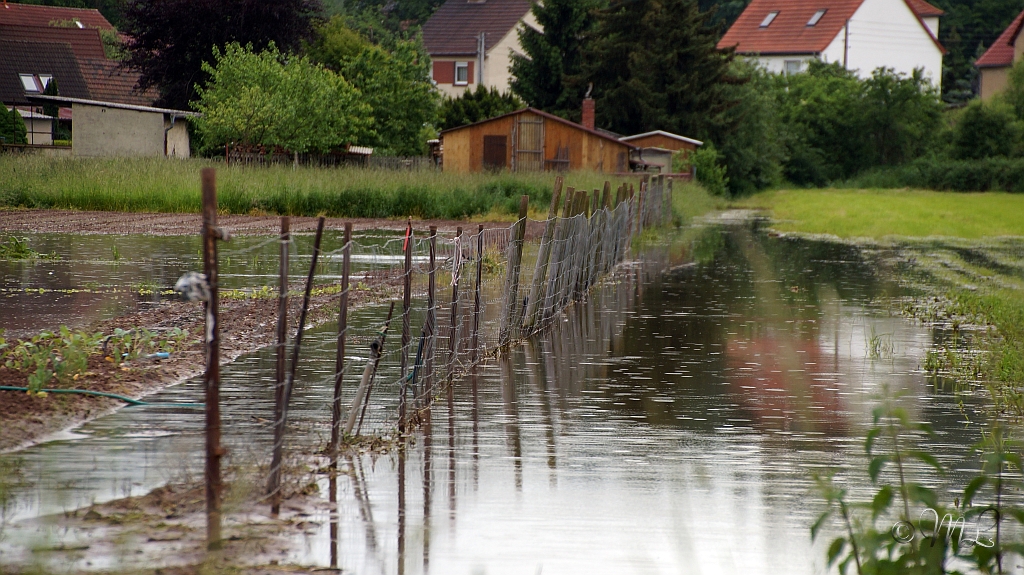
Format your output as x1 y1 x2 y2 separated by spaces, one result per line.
179 171 671 546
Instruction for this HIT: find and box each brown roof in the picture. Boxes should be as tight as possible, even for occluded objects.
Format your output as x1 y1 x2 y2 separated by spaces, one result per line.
0 24 107 60
906 0 944 17
718 0 944 55
422 0 532 56
0 39 89 105
439 106 635 149
0 2 113 30
77 58 154 106
976 9 1024 68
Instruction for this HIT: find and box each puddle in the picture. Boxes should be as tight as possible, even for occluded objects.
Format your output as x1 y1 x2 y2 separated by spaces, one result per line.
0 224 1012 573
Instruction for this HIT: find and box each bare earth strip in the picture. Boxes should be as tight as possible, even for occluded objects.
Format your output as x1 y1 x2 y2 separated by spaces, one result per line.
0 208 544 237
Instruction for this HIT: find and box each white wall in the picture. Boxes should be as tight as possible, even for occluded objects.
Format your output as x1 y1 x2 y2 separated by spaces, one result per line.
431 9 538 99
754 55 818 75
819 0 943 88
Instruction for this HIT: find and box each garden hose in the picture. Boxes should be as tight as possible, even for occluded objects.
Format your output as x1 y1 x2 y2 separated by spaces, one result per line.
0 386 203 408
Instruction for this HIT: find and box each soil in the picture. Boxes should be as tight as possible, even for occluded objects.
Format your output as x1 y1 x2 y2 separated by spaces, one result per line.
0 208 546 238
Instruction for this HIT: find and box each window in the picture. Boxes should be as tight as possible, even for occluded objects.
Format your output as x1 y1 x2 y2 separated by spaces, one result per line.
455 62 469 85
784 60 803 75
760 11 779 27
73 19 84 28
19 74 40 93
807 9 826 26
38 75 52 89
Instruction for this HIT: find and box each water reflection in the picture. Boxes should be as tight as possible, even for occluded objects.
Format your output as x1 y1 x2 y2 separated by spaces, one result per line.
0 224 1000 574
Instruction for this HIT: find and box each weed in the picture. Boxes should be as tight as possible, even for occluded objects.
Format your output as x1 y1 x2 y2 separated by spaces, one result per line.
0 236 57 260
867 327 895 360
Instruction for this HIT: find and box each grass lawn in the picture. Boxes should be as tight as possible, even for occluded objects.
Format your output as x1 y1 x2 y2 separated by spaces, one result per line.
735 188 1024 239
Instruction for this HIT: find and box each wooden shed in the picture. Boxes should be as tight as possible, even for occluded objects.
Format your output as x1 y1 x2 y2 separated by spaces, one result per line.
439 107 634 173
619 130 703 154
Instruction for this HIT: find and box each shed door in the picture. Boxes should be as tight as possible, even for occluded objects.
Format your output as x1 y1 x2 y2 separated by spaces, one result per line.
483 135 507 170
513 115 544 172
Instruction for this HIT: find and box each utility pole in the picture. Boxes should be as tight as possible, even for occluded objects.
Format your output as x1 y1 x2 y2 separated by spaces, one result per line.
843 20 850 70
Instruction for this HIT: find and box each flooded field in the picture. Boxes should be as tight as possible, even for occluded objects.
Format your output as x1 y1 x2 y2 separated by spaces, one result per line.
0 223 1012 573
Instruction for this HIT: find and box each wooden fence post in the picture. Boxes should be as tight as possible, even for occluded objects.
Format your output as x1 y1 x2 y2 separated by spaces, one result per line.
268 216 289 516
499 195 529 345
522 178 563 332
399 219 412 432
447 227 463 385
543 191 574 322
423 226 437 403
471 224 484 363
330 222 352 451
201 168 224 549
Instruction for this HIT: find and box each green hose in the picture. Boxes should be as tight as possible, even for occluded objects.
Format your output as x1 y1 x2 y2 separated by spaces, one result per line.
0 385 204 408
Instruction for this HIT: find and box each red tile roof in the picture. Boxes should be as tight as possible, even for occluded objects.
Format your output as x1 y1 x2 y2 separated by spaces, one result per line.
906 0 944 17
77 58 155 107
0 24 107 60
717 0 943 55
0 2 113 30
975 9 1024 68
422 0 532 56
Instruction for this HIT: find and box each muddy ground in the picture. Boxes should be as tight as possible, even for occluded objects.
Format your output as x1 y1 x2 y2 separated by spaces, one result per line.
0 208 546 238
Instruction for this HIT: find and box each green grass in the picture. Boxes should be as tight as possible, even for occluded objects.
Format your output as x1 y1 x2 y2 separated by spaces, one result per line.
0 156 641 220
735 188 1024 239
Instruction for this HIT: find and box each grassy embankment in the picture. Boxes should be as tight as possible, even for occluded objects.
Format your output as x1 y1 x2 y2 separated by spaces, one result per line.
0 155 653 221
737 187 1024 415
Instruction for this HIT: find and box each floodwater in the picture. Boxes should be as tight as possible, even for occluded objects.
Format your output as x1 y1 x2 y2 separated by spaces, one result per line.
0 223 1008 574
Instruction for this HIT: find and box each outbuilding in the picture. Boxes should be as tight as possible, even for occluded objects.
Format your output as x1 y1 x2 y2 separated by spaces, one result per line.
439 107 634 173
29 94 196 158
620 130 704 174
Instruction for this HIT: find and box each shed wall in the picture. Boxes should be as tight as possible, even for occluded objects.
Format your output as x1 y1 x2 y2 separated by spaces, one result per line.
73 103 164 157
625 134 697 152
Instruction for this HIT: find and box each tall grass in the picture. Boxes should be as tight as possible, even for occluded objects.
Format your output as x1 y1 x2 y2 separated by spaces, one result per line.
0 156 639 220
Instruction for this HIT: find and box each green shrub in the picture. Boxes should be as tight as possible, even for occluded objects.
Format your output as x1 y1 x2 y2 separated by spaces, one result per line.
953 100 1021 159
692 143 729 196
845 157 1024 192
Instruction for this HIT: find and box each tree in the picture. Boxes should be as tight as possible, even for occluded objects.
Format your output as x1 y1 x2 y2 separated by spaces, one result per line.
859 68 943 167
952 99 1020 159
438 86 523 131
306 15 371 65
510 0 601 119
0 108 29 145
576 0 736 139
337 40 438 155
121 0 325 110
192 43 370 154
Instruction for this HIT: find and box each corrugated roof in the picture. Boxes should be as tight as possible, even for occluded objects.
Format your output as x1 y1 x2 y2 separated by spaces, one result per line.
28 94 198 117
0 2 113 30
422 0 532 56
621 130 704 146
439 106 635 149
77 58 154 106
975 9 1024 68
0 24 107 60
0 39 89 105
718 0 944 55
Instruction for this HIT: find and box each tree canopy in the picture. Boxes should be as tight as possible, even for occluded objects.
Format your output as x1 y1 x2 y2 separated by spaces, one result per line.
122 0 325 110
577 0 736 138
438 86 524 131
510 0 601 120
192 43 370 154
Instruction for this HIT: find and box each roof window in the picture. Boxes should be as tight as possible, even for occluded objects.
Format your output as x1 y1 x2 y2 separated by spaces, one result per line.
19 74 40 93
807 9 826 26
760 11 779 27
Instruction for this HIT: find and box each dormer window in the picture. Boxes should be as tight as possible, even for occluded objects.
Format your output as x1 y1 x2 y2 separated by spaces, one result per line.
807 9 826 26
760 11 779 27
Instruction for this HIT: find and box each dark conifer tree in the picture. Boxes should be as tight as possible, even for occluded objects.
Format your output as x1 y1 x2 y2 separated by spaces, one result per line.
121 0 325 109
438 86 523 131
510 0 602 120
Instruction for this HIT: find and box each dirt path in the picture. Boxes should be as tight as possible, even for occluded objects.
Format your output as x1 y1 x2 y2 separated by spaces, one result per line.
0 208 544 237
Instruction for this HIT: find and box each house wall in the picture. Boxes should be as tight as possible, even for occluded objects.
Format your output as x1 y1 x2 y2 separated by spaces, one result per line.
441 111 630 174
921 16 939 37
753 55 818 75
980 67 1010 101
624 134 698 153
72 103 164 157
431 10 538 99
164 117 190 158
22 116 52 146
818 0 943 88
630 148 674 173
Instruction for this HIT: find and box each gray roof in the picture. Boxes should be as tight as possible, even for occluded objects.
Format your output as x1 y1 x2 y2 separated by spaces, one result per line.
421 0 532 56
0 40 90 105
27 94 199 117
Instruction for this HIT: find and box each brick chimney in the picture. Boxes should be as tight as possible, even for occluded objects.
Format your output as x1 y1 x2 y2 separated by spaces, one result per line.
582 97 595 131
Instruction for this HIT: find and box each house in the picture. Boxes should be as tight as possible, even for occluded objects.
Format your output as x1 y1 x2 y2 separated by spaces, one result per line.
975 9 1024 100
421 0 537 98
439 107 634 173
717 0 945 88
29 94 195 158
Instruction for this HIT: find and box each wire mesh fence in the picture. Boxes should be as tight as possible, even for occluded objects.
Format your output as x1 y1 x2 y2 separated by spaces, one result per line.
185 170 673 534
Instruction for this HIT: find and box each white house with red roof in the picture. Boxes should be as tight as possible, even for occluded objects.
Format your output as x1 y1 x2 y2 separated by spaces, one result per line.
975 9 1024 100
717 0 945 88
